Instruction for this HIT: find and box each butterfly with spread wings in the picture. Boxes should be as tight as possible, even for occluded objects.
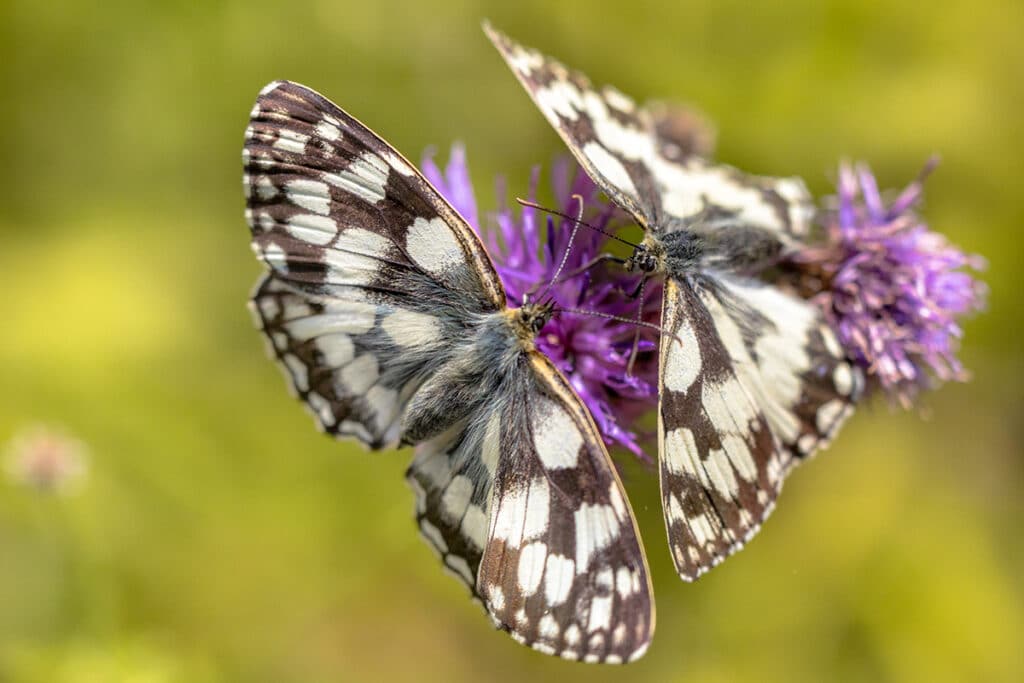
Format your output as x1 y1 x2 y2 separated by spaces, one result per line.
485 24 863 581
243 81 653 662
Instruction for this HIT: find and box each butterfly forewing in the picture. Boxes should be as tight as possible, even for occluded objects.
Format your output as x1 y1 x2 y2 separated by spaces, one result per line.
658 276 861 579
245 80 505 308
485 23 654 227
245 81 506 448
478 354 653 663
484 23 814 243
406 355 654 663
657 278 783 578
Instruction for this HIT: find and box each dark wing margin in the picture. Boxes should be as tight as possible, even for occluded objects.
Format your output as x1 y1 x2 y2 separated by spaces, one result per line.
483 23 815 244
244 81 507 447
657 276 861 580
478 354 654 663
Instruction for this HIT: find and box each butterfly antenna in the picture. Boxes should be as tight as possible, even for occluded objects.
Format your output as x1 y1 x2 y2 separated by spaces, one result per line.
516 197 641 250
535 194 586 304
555 306 682 347
523 254 627 303
625 275 647 377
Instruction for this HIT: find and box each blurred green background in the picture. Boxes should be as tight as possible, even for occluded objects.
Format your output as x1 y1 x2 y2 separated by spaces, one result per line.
1 1 1020 681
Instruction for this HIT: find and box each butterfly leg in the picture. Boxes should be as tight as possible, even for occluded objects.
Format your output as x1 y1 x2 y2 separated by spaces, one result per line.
625 275 648 377
522 253 626 304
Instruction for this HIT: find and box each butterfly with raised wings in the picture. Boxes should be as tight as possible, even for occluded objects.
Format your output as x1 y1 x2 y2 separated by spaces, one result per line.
485 24 863 581
243 81 653 662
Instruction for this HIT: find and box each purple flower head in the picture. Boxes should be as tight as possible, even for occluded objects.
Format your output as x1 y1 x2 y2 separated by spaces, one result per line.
423 145 661 459
799 159 987 406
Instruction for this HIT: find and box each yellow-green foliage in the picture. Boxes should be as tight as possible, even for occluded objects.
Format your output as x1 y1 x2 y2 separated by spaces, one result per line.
0 1 1018 681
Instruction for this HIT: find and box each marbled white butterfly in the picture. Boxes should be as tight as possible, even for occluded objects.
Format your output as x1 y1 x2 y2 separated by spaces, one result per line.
485 24 863 581
243 81 653 662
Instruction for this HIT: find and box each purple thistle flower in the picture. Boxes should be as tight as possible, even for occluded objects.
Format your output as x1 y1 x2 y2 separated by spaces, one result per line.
423 145 661 459
797 159 987 406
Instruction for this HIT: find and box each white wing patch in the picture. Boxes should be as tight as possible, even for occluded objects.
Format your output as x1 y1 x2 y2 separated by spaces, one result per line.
544 554 576 606
662 317 701 393
532 397 582 470
405 216 466 276
285 178 332 216
582 142 640 199
323 152 389 205
380 308 443 349
574 503 620 574
285 213 338 245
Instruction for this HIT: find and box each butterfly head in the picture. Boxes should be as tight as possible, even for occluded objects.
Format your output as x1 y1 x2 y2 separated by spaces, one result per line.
509 299 556 346
624 234 666 275
523 299 556 335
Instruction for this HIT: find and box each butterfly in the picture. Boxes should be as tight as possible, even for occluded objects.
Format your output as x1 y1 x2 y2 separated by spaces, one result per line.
485 24 863 581
243 81 654 662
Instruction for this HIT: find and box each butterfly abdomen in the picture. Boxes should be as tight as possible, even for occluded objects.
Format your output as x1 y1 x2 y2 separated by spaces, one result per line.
702 224 786 273
659 224 786 278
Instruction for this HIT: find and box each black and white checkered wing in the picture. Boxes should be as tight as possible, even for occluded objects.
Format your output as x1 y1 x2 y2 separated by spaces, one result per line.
247 81 654 662
484 23 813 244
405 416 493 599
658 276 861 580
407 354 654 663
245 81 505 448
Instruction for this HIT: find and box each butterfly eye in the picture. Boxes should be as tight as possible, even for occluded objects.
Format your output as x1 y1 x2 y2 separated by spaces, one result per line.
627 249 658 274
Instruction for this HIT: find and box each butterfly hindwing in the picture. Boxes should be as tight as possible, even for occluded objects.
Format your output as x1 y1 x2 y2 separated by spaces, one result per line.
406 416 493 593
658 276 861 579
697 273 862 458
645 100 717 162
249 272 405 446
